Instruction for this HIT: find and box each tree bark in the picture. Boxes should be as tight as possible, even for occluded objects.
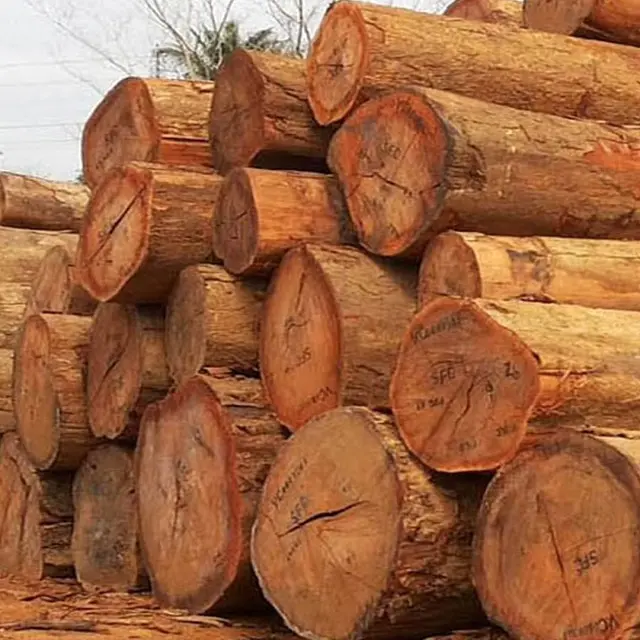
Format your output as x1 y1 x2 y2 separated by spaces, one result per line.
135 373 286 614
210 50 330 173
214 168 356 275
0 350 14 434
13 313 97 471
419 231 640 310
0 433 73 580
260 244 417 431
0 172 88 232
76 162 222 303
72 443 146 592
252 406 488 640
391 297 640 472
473 429 640 640
165 264 266 384
328 87 640 258
82 77 215 188
87 303 169 441
444 0 522 24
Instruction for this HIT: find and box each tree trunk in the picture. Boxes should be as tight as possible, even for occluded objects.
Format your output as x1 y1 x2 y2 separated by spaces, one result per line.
260 244 417 431
87 303 169 441
0 283 32 350
252 406 488 640
419 231 640 310
135 373 286 614
444 0 523 24
72 443 146 592
76 162 222 303
328 87 640 258
82 77 215 188
473 429 640 640
391 297 640 473
214 168 356 275
307 0 640 126
165 264 266 384
210 50 330 173
0 433 73 580
13 313 96 471
0 172 88 231
0 350 14 435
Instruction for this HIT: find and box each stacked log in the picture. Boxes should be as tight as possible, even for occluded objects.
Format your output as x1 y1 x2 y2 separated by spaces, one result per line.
444 0 522 24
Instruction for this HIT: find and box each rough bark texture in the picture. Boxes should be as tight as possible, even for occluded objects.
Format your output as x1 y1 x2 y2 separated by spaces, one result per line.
0 350 14 434
328 87 640 258
72 444 146 592
0 172 88 231
214 167 356 275
13 313 96 471
260 244 417 431
82 77 215 188
77 162 222 303
252 406 487 640
165 264 266 384
473 430 640 640
0 433 73 580
135 373 286 614
444 0 522 24
210 50 330 173
419 231 640 310
87 303 169 440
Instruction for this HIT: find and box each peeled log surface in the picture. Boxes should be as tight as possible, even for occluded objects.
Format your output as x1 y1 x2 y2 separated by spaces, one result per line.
77 162 222 303
419 232 640 310
136 373 286 613
445 0 522 24
0 433 73 580
13 313 96 471
72 444 145 592
210 50 330 173
252 406 487 640
214 168 355 275
0 350 13 434
87 303 169 440
260 244 417 430
165 264 265 384
82 77 215 188
473 430 640 640
330 87 640 257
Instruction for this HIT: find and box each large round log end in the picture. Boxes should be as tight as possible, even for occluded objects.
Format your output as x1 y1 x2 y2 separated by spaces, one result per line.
522 0 595 34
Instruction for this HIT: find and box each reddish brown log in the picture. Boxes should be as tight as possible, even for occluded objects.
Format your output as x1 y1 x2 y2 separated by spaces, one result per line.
0 350 14 435
445 0 522 24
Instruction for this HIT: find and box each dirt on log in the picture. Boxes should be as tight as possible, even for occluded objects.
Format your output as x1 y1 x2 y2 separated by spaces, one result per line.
445 0 522 24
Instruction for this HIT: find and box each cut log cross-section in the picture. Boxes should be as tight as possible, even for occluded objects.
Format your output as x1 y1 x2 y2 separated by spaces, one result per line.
0 350 14 434
165 265 266 384
0 433 74 581
252 406 488 640
260 244 417 430
473 430 640 640
210 49 331 173
72 444 146 592
444 0 523 24
136 373 286 613
13 313 96 471
77 162 222 303
329 87 640 257
87 303 170 440
214 168 355 275
82 77 215 188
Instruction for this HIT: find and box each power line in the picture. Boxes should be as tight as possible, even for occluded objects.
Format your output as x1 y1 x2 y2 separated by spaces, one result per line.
0 79 124 89
0 123 83 131
0 139 79 145
0 56 150 70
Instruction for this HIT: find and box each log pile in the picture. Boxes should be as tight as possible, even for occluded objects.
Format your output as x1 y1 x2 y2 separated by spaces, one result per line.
5 1 640 638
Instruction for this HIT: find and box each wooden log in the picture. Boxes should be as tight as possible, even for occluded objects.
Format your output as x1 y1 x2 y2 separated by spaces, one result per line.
165 265 265 384
0 172 88 232
306 0 640 126
82 77 215 188
87 303 169 440
419 231 640 310
76 162 222 303
72 443 146 592
391 297 640 473
13 313 96 471
328 87 640 258
0 433 73 580
252 406 487 640
260 244 417 430
473 430 640 640
444 0 522 24
136 373 286 613
209 50 330 173
0 350 14 434
214 168 355 275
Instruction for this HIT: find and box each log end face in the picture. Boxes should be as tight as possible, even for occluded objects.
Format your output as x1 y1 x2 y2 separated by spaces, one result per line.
390 297 540 472
0 174 7 223
444 0 492 20
25 245 73 317
522 0 594 34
